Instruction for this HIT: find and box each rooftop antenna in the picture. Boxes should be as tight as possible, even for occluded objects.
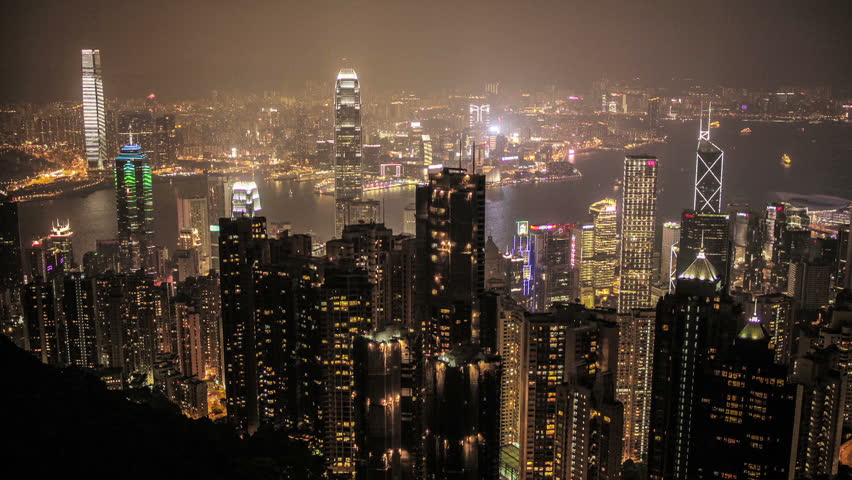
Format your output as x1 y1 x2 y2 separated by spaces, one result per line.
128 123 135 146
458 136 463 169
472 144 476 175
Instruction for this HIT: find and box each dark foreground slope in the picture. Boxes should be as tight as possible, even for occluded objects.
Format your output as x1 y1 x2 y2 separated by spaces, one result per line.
0 335 323 479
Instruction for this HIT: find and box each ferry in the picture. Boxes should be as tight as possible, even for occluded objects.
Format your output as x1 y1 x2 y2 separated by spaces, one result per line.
781 153 792 167
739 127 752 135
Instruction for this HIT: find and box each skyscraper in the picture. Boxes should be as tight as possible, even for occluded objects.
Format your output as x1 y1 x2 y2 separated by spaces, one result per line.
62 273 97 369
334 68 363 237
415 167 486 357
589 199 618 308
82 49 107 172
647 250 740 479
218 213 268 433
693 106 724 213
114 144 154 272
618 155 658 314
321 262 373 476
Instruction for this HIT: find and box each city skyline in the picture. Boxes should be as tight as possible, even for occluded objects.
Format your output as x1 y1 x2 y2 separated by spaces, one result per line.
2 3 852 479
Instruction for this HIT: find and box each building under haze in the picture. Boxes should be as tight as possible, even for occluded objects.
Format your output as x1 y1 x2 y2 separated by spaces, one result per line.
82 49 107 172
333 68 364 237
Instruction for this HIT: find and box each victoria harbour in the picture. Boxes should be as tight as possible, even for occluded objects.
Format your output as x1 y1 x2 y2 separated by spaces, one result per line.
20 119 852 262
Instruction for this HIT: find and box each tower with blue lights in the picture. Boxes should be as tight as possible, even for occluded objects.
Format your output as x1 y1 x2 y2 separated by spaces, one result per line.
114 144 153 272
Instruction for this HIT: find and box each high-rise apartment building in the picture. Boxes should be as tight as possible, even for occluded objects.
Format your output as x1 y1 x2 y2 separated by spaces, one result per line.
618 155 658 314
334 68 363 237
115 145 154 272
415 167 486 357
321 262 373 476
82 49 107 172
518 304 619 479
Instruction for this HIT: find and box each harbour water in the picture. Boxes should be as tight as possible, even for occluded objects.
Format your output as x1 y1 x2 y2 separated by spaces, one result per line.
19 119 852 263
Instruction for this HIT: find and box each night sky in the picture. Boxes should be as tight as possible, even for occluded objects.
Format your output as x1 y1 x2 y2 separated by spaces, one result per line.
2 0 851 101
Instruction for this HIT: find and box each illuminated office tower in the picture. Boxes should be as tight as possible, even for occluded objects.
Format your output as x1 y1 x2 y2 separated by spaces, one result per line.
579 224 595 308
82 49 107 172
62 273 97 369
507 221 534 310
114 145 154 272
334 68 363 237
617 308 656 463
230 181 261 217
647 250 740 479
415 167 486 357
519 304 619 479
177 197 212 273
321 263 373 476
659 222 679 290
693 106 724 213
352 327 418 479
677 210 732 290
423 345 501 480
618 156 658 314
589 199 618 307
530 223 577 311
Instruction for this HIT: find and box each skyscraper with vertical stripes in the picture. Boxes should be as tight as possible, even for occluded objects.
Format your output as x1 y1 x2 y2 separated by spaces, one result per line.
82 49 107 172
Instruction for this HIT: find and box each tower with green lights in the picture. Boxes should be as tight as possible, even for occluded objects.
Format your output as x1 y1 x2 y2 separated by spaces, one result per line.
115 144 154 272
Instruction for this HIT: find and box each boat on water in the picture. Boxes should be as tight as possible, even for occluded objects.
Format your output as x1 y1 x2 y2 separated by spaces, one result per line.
781 153 792 167
739 127 752 135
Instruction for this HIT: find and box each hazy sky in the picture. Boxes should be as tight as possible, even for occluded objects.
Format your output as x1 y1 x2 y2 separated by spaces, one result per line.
2 0 850 102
